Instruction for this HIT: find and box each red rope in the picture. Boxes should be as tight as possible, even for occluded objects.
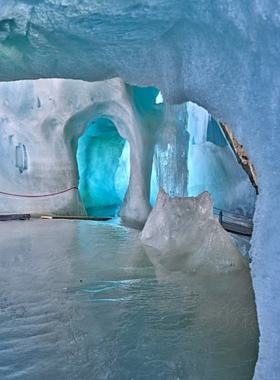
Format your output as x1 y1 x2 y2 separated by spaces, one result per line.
0 186 78 198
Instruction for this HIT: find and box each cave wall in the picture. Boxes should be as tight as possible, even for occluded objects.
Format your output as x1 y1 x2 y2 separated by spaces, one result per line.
0 78 162 223
1 1 280 377
187 102 256 216
0 78 160 221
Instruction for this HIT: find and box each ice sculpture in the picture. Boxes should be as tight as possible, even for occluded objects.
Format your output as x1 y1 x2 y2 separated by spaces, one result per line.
141 188 247 276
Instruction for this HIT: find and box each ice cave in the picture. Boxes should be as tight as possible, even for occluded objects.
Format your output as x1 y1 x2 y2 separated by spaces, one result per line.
0 1 279 379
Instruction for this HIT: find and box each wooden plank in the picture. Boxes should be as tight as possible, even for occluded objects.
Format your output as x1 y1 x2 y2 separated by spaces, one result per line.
214 207 253 237
221 221 253 236
0 214 30 221
41 215 112 221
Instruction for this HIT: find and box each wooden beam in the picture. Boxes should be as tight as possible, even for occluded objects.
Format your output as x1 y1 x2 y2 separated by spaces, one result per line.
41 215 112 221
0 214 30 221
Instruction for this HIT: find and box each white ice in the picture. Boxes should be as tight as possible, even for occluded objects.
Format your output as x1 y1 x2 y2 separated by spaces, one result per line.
141 189 247 276
0 79 161 224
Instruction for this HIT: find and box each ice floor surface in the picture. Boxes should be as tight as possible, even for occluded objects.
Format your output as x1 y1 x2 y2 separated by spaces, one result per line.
0 219 258 380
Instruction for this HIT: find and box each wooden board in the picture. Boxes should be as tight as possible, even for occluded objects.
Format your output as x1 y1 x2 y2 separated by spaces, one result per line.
41 215 112 221
221 221 253 236
0 214 30 221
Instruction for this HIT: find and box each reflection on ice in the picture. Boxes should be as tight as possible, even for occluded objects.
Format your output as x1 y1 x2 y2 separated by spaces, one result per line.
0 219 258 380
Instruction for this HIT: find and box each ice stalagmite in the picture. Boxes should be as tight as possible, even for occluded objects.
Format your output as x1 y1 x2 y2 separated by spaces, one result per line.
141 188 247 275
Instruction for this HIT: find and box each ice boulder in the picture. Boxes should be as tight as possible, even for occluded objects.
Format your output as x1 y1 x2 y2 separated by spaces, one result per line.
140 189 248 275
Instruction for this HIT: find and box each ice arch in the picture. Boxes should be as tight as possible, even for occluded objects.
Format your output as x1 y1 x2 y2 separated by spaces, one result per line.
1 1 280 377
0 78 162 224
76 117 128 215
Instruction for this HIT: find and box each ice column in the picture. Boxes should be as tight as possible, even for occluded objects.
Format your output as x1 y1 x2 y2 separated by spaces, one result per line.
155 103 189 198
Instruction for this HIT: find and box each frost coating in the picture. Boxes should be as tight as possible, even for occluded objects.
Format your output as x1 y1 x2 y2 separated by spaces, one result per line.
141 189 247 275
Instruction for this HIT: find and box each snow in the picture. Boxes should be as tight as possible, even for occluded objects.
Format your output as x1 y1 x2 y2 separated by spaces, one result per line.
0 1 280 377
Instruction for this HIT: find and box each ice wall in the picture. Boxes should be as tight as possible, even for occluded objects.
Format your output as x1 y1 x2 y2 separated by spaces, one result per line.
0 79 162 221
187 102 256 216
154 100 256 216
0 1 280 377
0 80 87 216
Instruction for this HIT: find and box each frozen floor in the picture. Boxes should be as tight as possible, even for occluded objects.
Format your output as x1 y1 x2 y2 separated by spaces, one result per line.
0 219 258 380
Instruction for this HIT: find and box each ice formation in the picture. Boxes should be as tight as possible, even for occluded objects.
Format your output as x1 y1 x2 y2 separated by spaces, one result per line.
77 118 127 211
155 101 256 216
0 78 162 222
0 1 279 377
187 102 256 216
141 189 247 276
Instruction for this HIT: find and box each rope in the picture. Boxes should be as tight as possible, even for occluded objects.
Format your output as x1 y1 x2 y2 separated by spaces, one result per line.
0 186 78 198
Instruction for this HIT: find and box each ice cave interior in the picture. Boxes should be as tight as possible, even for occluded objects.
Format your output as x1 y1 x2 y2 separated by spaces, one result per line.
0 1 280 379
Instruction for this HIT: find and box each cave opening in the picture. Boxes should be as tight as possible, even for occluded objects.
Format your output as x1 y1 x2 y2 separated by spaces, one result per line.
76 117 130 217
153 94 257 261
155 95 257 216
0 78 259 380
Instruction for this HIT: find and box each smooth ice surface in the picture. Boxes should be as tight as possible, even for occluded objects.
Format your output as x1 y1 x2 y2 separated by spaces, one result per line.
0 1 280 376
141 189 247 276
155 103 189 199
0 219 258 380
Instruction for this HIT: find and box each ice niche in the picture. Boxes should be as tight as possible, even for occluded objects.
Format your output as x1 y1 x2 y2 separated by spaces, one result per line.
140 188 247 276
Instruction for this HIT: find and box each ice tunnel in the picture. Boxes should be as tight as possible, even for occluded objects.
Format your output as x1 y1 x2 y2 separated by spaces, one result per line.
1 1 280 379
0 78 259 380
76 117 128 216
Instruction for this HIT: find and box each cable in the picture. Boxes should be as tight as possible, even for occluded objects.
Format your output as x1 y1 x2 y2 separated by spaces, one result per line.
0 186 78 198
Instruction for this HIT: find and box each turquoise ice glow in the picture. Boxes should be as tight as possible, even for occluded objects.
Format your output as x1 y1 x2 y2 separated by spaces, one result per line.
77 118 127 212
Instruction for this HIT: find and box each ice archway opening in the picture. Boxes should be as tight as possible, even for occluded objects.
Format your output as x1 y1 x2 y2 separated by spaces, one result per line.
76 117 130 217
